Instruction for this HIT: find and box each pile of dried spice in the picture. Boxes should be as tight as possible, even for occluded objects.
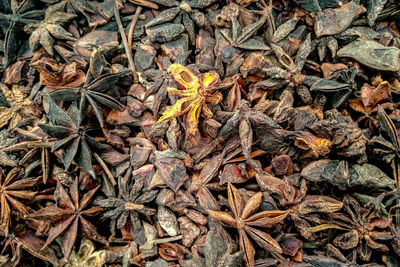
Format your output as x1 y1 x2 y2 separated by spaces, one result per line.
1 0 400 266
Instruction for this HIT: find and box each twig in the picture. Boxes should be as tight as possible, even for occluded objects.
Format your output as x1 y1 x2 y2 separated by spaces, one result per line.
94 152 117 186
128 6 142 52
127 6 142 83
114 6 138 82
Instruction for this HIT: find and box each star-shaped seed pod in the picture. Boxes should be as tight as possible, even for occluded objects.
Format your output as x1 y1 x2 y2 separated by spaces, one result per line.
219 16 270 51
145 0 216 45
49 50 130 128
28 176 107 259
0 167 38 236
0 83 39 129
94 174 157 245
0 0 44 68
156 63 223 136
349 81 393 131
38 96 107 177
310 196 393 262
371 106 400 165
24 1 76 56
207 183 289 267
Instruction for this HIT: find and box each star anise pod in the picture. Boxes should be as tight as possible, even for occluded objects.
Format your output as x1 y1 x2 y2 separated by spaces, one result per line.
145 0 216 45
60 238 124 267
4 125 54 184
311 196 393 262
30 54 86 88
256 172 343 241
1 227 58 266
94 172 157 245
0 166 37 236
207 182 289 267
214 99 280 167
180 218 244 267
38 95 107 177
24 1 76 56
251 0 275 42
66 0 115 28
189 152 227 211
142 68 176 119
0 0 44 68
218 15 270 50
349 81 393 131
0 83 39 129
255 34 312 92
49 51 130 128
188 138 241 211
156 63 223 136
370 106 400 225
310 67 358 108
371 106 400 166
310 109 367 160
28 176 107 259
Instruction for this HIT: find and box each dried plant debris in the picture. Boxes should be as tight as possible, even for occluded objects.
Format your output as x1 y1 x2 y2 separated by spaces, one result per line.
24 1 77 56
1 0 400 266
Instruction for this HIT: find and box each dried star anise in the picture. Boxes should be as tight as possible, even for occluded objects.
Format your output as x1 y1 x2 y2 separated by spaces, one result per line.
145 0 216 45
0 83 39 129
60 238 124 267
38 95 107 177
310 109 367 161
255 35 312 92
142 68 175 119
156 63 223 136
370 106 400 225
371 106 400 167
0 166 37 236
24 1 76 56
180 218 244 267
207 182 289 267
218 15 270 51
311 196 393 262
1 227 58 266
8 126 53 183
28 176 107 259
256 172 343 241
66 0 115 28
0 0 44 68
215 99 280 167
349 81 393 131
94 172 157 245
188 138 240 210
310 67 358 108
48 51 130 128
30 53 86 88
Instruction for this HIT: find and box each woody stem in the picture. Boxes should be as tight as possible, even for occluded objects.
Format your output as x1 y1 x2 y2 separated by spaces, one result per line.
114 6 138 82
